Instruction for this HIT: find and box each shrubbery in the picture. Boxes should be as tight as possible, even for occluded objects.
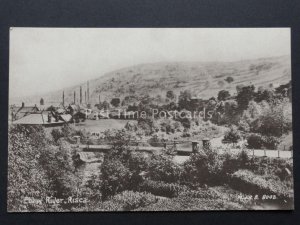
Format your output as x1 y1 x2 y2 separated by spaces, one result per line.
247 133 280 149
8 125 80 212
51 128 64 142
51 124 88 144
111 191 157 210
230 170 292 199
136 195 244 211
182 150 224 186
93 191 158 211
246 133 263 149
222 125 241 145
100 159 132 200
8 125 52 212
146 154 182 183
139 180 186 198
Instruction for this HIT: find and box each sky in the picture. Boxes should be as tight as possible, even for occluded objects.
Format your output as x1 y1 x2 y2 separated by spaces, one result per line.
9 28 291 99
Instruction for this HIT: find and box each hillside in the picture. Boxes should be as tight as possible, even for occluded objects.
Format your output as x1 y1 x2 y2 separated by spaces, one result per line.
14 55 291 106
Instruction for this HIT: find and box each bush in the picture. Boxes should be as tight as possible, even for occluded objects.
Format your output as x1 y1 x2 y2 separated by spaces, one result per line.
96 200 123 211
222 126 241 145
225 76 234 83
127 152 150 190
39 140 80 200
178 187 220 199
230 170 292 199
111 191 157 210
8 125 52 212
139 180 186 198
136 195 244 211
247 157 293 179
221 152 239 175
148 133 163 147
137 117 157 135
51 128 64 142
236 149 250 169
246 133 263 149
182 150 224 186
262 136 280 149
247 133 280 150
8 125 79 211
100 159 132 200
181 131 191 137
147 154 182 183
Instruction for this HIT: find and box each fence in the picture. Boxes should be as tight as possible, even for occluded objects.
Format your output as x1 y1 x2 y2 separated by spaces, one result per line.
73 136 292 159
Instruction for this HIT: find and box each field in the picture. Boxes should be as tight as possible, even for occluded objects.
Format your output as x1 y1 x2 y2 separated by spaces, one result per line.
73 119 135 133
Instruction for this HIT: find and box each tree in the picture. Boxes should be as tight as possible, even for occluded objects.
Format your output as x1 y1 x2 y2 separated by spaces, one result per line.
166 90 176 101
255 88 275 103
217 90 231 101
110 98 121 107
222 125 241 145
252 99 292 137
122 95 138 106
147 154 181 183
138 95 154 115
100 129 138 199
246 133 263 149
102 101 110 110
40 98 44 106
225 76 234 83
217 99 239 125
51 128 64 143
8 125 52 211
101 159 131 200
236 85 255 111
239 98 292 138
275 81 292 101
178 90 192 110
39 140 80 199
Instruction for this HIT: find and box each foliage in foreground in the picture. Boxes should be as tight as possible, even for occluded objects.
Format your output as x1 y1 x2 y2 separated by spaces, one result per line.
8 125 80 212
139 180 186 198
230 170 293 199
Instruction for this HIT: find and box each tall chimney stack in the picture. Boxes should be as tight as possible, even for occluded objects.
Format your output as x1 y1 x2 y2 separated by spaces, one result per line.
62 91 65 107
80 86 82 104
87 81 90 103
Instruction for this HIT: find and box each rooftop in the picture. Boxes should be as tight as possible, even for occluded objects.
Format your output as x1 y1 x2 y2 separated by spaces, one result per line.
13 113 65 125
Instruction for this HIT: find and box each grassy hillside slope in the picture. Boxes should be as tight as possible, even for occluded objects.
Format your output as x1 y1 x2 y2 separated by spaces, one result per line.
14 55 291 106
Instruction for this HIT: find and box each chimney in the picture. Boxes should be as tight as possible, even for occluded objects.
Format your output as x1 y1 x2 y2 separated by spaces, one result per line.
22 102 25 108
62 91 65 107
87 81 90 103
80 86 82 104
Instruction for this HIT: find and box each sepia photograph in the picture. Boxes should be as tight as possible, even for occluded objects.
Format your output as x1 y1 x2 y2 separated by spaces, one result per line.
8 28 293 212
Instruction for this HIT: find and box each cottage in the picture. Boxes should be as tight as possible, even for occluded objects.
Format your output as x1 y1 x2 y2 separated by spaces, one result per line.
13 111 71 127
10 103 39 121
